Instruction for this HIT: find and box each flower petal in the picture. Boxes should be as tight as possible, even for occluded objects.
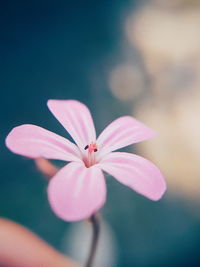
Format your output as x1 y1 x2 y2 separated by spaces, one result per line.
97 116 156 157
6 124 81 162
47 162 106 221
99 152 166 201
47 100 96 150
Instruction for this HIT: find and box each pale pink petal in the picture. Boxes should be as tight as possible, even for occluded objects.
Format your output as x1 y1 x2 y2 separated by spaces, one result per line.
99 152 166 201
48 162 106 221
6 124 81 162
97 116 156 157
47 100 96 150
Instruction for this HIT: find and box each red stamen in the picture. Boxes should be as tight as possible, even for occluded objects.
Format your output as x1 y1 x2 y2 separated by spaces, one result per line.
84 142 98 167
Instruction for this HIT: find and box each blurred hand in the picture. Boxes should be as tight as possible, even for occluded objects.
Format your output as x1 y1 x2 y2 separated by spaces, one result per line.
35 158 58 179
0 218 79 267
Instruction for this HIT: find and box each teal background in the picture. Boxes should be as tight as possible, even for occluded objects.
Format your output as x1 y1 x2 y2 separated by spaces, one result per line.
1 1 200 266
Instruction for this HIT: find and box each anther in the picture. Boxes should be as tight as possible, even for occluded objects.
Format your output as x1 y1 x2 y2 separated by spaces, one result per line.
84 145 89 150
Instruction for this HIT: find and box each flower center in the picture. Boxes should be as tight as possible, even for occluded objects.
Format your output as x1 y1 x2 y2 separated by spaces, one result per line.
83 142 98 167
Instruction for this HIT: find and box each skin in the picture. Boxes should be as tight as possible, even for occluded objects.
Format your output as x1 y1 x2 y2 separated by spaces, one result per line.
0 159 80 266
0 218 79 267
35 158 58 179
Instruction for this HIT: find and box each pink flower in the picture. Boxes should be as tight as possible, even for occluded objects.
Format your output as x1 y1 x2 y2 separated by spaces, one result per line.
6 100 166 221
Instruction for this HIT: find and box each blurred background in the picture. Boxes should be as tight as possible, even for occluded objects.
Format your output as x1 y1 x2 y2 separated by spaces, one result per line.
1 0 200 266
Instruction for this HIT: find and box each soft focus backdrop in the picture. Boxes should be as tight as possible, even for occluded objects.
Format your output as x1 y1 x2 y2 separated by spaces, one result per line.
1 0 200 266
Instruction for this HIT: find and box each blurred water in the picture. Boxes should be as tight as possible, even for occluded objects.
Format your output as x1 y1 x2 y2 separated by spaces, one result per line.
62 218 118 267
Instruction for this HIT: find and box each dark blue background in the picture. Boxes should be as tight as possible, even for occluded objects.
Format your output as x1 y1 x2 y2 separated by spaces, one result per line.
1 1 200 266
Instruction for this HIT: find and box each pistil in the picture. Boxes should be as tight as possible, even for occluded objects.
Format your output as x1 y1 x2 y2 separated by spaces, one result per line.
84 142 98 168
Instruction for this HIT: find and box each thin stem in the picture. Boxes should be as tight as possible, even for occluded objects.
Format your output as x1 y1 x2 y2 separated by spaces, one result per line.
85 213 100 267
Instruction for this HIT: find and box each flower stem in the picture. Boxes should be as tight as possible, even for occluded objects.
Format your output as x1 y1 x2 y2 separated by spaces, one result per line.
85 213 100 267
